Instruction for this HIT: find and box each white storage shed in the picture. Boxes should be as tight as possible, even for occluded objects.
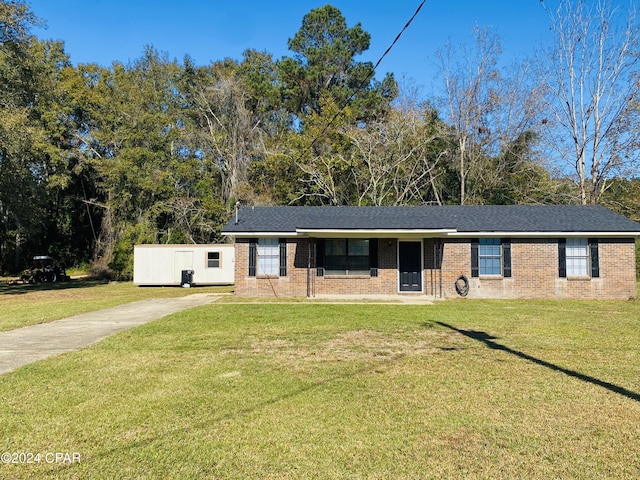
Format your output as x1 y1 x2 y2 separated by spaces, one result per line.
133 244 234 286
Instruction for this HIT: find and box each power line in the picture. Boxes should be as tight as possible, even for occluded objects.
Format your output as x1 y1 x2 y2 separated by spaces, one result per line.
373 0 427 74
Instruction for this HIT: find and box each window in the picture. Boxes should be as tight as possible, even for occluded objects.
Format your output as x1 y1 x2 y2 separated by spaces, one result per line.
471 238 511 278
207 252 220 268
566 238 588 276
257 238 279 275
248 238 287 277
479 238 501 275
324 239 370 275
559 238 598 278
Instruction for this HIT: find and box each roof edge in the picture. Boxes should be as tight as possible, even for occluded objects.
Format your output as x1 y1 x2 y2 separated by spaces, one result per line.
222 230 640 238
448 231 640 238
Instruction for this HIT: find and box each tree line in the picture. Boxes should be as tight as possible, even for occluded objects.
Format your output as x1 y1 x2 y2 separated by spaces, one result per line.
1 1 638 278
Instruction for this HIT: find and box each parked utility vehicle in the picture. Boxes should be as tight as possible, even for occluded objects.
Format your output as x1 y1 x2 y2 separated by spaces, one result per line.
20 256 70 283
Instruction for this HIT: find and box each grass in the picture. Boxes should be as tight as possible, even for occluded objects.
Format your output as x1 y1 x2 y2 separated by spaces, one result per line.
0 280 232 332
0 293 639 479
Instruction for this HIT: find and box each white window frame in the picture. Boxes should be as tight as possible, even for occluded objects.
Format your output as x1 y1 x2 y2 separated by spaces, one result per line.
566 238 589 277
257 238 279 276
479 238 502 276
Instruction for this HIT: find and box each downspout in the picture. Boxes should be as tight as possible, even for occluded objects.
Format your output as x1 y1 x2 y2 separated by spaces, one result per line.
306 237 311 298
312 238 316 297
438 239 444 299
431 240 436 296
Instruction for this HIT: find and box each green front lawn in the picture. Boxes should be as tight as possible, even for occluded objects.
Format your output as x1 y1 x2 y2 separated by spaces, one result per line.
1 297 639 479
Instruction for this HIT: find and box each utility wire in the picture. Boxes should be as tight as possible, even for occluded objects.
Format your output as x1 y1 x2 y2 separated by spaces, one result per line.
373 0 427 82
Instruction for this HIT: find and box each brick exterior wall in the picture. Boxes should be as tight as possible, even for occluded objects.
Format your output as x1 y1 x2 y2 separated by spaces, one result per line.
233 237 637 300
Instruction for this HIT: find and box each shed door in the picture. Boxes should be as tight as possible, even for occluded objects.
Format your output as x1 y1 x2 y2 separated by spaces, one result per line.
174 251 194 282
399 241 422 292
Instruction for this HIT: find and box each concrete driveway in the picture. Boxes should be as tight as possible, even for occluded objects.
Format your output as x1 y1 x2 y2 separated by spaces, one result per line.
0 293 219 375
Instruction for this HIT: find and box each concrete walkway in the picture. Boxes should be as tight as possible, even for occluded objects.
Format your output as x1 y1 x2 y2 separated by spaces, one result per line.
0 293 219 375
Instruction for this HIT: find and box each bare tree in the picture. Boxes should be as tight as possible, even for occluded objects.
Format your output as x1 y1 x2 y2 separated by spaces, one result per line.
347 106 448 206
539 0 640 205
436 27 502 205
190 66 264 206
163 196 215 244
436 27 547 205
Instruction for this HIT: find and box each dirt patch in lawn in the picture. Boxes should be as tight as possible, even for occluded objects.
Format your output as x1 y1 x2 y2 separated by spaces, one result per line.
231 329 465 366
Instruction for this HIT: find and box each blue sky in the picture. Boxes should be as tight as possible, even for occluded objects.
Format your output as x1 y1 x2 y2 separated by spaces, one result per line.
27 1 552 95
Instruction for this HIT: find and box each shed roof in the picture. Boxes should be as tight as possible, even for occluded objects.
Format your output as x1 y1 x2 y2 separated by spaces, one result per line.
221 205 640 237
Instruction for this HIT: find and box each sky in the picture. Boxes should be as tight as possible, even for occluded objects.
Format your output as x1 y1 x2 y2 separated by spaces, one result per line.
26 1 554 97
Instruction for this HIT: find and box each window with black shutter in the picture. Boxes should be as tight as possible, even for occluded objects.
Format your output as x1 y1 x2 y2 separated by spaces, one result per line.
558 238 567 278
316 239 325 277
248 240 257 276
502 239 512 278
559 237 598 278
471 240 479 278
472 238 510 277
369 238 378 276
589 238 599 278
279 239 287 276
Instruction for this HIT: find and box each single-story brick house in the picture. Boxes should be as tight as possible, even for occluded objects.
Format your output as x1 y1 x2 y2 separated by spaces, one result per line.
221 205 640 299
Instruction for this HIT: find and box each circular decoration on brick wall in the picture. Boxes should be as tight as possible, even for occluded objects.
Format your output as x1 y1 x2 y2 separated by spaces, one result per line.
455 275 470 297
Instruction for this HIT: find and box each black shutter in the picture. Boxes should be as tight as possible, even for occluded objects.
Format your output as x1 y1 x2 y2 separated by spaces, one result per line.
369 238 378 276
316 239 325 276
558 238 566 278
502 239 512 278
471 239 479 278
248 239 257 276
589 238 599 278
279 239 287 276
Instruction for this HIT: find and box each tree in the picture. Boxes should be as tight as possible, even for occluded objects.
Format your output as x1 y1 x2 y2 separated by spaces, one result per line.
436 27 545 205
601 177 640 222
436 27 500 205
27 40 99 267
253 5 400 207
347 105 450 206
180 54 269 207
539 0 640 205
482 131 567 205
71 48 226 277
278 4 397 124
286 94 356 205
0 1 82 271
601 177 640 277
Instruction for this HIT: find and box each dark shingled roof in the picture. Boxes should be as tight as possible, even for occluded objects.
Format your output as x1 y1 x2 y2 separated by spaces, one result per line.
221 205 640 235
